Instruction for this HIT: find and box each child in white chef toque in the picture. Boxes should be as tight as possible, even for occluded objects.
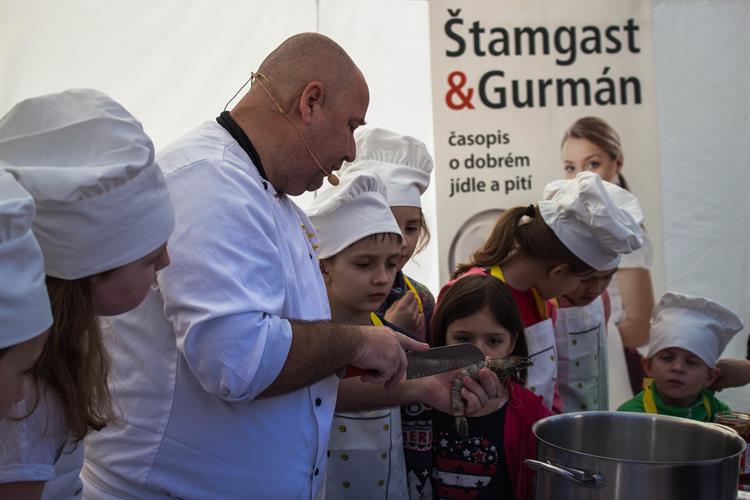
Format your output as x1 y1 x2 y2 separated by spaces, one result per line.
308 171 409 499
618 292 744 421
0 88 174 499
0 171 52 420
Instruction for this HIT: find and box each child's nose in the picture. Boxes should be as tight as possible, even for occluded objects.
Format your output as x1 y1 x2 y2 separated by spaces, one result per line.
373 266 389 284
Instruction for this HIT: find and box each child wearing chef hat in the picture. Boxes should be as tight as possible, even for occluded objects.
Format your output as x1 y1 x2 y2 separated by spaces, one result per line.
549 183 646 413
444 171 644 413
618 292 744 421
0 171 52 420
340 128 434 342
0 88 174 498
307 171 410 499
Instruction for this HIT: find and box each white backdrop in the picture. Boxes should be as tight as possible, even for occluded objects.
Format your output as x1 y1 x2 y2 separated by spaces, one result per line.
1 0 748 410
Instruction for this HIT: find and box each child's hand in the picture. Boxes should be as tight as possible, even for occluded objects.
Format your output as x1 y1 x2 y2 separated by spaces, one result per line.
419 366 503 415
384 293 422 334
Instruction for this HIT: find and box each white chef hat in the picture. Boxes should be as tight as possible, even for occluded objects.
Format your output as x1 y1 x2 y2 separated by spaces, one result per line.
307 171 402 260
540 172 643 271
0 89 174 280
340 128 433 208
648 292 744 368
0 170 53 348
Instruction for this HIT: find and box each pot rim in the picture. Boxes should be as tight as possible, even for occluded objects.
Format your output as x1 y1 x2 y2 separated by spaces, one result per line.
532 411 747 465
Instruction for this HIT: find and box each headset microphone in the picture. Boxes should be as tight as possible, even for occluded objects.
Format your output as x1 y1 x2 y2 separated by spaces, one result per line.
252 72 340 186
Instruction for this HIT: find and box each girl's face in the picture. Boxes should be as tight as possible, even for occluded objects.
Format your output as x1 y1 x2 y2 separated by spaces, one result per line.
562 137 622 183
0 331 49 419
390 206 422 270
445 306 517 359
644 347 720 407
91 243 170 316
321 235 401 321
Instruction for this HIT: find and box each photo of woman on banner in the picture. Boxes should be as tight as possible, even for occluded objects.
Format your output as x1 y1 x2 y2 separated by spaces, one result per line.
442 172 643 412
561 116 655 408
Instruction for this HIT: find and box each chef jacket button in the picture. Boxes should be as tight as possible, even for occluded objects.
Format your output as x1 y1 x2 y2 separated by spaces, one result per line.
342 481 351 489
378 480 385 486
341 453 349 461
315 398 322 406
550 354 555 361
580 404 587 410
314 467 319 476
262 181 268 190
575 361 581 367
339 424 347 432
381 452 387 459
572 339 578 346
309 253 313 260
327 450 331 458
383 424 390 431
577 383 583 389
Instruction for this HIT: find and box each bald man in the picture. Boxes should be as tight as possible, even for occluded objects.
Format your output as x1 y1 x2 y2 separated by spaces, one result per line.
81 34 499 499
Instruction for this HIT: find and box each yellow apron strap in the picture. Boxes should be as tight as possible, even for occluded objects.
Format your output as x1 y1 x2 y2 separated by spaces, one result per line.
370 312 384 327
702 394 712 420
489 265 549 320
643 378 658 414
403 275 424 314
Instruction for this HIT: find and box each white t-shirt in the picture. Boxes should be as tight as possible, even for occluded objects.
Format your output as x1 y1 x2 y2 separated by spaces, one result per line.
0 380 83 498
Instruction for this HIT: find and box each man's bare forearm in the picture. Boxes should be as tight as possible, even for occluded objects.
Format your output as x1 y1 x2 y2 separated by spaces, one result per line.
258 320 363 398
335 377 419 412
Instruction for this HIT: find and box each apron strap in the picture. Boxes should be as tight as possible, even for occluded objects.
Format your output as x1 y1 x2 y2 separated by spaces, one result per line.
370 312 384 327
402 275 424 314
489 265 549 320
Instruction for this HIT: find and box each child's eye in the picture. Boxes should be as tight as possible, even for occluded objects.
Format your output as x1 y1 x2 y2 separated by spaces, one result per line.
487 338 502 347
354 262 371 268
405 225 420 234
453 336 469 343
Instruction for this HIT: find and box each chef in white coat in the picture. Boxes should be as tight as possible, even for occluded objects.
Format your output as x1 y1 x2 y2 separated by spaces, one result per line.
82 33 499 500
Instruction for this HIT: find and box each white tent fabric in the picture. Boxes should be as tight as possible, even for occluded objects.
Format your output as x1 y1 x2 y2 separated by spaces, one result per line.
1 0 747 410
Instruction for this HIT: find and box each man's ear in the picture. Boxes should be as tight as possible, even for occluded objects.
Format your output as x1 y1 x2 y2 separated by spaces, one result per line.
705 366 722 388
642 356 654 378
297 81 325 125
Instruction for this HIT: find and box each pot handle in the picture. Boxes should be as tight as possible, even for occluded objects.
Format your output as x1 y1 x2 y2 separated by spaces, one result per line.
525 459 605 487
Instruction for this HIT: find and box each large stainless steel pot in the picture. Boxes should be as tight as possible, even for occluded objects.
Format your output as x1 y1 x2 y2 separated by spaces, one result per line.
526 411 745 500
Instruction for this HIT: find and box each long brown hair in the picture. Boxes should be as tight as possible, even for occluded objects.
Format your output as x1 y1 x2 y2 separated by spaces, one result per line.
453 206 594 278
562 116 629 191
414 210 431 255
35 276 114 442
431 274 528 381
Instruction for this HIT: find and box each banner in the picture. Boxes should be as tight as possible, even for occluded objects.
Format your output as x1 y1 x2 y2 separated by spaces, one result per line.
429 0 664 293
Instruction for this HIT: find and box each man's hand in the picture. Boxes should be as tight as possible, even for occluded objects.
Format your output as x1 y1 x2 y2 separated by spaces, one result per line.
418 364 504 415
712 358 750 391
350 326 428 391
384 293 421 333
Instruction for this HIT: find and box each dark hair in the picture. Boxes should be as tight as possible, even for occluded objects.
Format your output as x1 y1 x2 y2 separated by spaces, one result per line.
33 276 114 443
453 206 594 278
431 274 528 380
413 210 431 256
562 116 629 190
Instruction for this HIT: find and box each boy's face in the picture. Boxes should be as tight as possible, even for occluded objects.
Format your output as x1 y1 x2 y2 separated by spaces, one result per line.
320 234 401 320
644 347 720 407
560 269 617 307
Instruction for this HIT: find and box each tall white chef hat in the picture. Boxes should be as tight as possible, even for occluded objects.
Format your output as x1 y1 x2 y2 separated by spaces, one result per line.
0 89 175 280
540 172 643 271
0 170 52 348
647 292 744 368
341 128 433 208
307 171 402 260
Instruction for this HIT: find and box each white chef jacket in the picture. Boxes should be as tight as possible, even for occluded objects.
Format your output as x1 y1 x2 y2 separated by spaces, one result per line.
81 121 337 499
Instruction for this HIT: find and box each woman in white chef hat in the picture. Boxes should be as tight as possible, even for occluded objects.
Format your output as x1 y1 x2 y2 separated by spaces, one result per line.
339 128 434 342
0 171 52 420
0 88 174 500
446 171 643 412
